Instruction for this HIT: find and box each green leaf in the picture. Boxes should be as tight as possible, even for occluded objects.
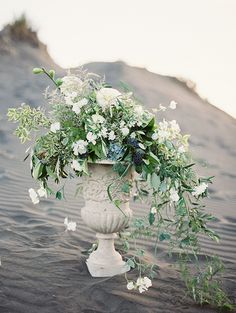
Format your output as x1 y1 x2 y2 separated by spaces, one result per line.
33 67 44 74
151 173 160 191
184 163 195 169
49 70 55 79
32 161 44 179
56 78 63 87
126 258 136 268
121 181 130 193
159 232 171 241
149 152 159 163
56 191 62 200
149 212 155 225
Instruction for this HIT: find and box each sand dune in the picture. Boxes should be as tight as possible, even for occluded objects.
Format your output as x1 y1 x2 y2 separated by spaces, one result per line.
0 24 235 312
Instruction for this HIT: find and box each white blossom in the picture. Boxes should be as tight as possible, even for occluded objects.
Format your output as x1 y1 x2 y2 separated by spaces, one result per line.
192 183 208 197
121 127 129 136
86 132 97 145
134 105 144 117
72 98 88 114
71 159 83 172
72 140 88 155
64 217 77 231
170 120 180 133
159 104 166 111
169 100 177 109
65 91 78 105
50 122 60 133
100 127 108 138
108 130 116 141
96 88 121 109
92 114 105 124
169 188 179 202
28 188 39 204
158 129 170 142
151 132 158 140
37 187 47 198
178 145 186 153
127 281 135 290
136 277 152 293
60 76 83 96
151 207 157 214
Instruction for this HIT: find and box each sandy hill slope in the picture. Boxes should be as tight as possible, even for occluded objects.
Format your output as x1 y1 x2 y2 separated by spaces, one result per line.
0 21 235 313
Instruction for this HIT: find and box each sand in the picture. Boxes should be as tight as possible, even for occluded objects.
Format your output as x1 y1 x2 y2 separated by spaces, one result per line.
0 26 235 312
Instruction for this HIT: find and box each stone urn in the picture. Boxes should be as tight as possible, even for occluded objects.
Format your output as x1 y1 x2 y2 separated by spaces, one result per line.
80 161 133 277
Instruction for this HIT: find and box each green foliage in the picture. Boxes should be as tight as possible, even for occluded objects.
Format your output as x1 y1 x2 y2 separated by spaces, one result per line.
180 256 234 310
7 67 231 309
7 104 50 142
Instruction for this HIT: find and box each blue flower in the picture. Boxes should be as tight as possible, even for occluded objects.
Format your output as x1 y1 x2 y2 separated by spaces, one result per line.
107 143 124 161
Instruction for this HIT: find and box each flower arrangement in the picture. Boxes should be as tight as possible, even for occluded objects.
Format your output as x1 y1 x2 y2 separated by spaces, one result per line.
7 67 232 309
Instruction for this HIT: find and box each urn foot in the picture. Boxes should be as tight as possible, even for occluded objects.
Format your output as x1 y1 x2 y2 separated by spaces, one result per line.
86 233 130 277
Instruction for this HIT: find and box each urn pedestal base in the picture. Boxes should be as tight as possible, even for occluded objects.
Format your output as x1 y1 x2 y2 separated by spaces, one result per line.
86 233 130 277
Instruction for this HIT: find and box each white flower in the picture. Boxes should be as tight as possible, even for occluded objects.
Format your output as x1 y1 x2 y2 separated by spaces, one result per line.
65 91 78 105
192 183 208 197
130 132 136 138
170 120 180 133
158 129 170 142
159 104 166 111
72 140 88 155
152 108 158 113
108 130 116 141
121 127 129 136
37 187 47 198
72 98 88 114
86 132 97 145
28 188 39 204
92 114 105 124
120 121 125 128
72 103 81 114
169 100 177 109
61 76 83 96
127 281 135 290
151 132 158 140
64 217 77 231
151 207 157 214
50 122 60 133
169 188 179 202
178 145 186 153
134 105 143 117
96 88 121 109
136 277 152 293
71 159 83 172
100 127 108 138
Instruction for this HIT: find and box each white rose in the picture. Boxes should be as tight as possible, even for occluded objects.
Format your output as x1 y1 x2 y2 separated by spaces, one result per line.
121 127 129 136
96 88 121 109
60 76 83 96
